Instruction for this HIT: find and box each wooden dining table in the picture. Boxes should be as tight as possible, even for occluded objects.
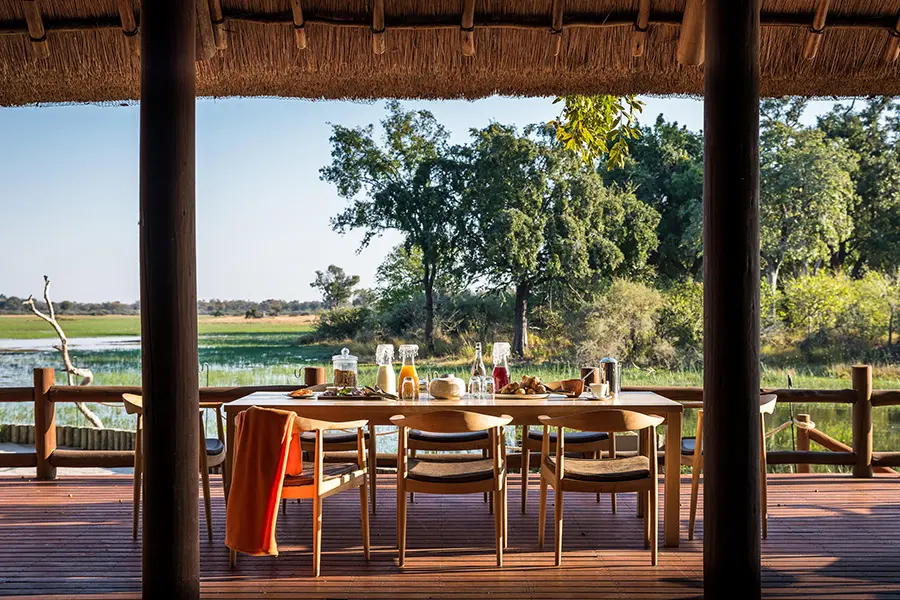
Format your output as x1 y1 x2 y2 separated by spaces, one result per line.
223 391 684 547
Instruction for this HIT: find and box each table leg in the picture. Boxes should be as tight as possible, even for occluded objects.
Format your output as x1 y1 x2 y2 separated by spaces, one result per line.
224 409 235 504
664 410 682 547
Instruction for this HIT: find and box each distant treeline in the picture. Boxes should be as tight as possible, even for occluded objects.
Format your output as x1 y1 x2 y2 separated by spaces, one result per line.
0 295 324 317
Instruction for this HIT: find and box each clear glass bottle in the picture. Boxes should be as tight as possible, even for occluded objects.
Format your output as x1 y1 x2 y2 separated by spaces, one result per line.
332 347 359 388
397 344 420 399
470 342 487 380
492 342 511 390
375 344 396 394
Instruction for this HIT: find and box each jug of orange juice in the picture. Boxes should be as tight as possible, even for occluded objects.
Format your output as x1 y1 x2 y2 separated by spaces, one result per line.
398 344 420 399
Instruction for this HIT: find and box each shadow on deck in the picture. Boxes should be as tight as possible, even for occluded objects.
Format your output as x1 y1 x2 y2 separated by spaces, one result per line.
0 473 897 599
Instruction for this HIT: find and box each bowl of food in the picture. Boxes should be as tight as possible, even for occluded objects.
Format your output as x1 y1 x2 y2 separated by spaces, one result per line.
548 379 585 398
496 375 551 399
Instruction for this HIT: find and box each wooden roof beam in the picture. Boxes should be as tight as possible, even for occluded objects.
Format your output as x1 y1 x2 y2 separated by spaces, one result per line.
209 0 227 50
803 0 830 60
461 0 475 56
115 0 139 56
676 0 704 66
291 0 307 49
195 0 217 61
373 0 385 54
20 0 49 58
887 13 900 63
632 0 651 57
550 0 564 57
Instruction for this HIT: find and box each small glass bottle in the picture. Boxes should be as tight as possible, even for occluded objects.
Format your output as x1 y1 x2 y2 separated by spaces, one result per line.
492 342 511 390
397 344 420 399
471 342 487 380
332 347 359 388
375 344 396 394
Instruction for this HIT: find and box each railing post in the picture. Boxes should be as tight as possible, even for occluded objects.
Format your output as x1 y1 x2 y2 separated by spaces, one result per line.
34 367 57 480
851 364 873 478
796 414 811 474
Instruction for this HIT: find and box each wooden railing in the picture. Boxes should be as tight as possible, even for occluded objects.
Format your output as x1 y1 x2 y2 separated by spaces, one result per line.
1 365 898 479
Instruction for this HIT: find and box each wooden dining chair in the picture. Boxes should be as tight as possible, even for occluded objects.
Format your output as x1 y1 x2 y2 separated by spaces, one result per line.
537 410 664 567
122 393 225 542
299 425 378 513
229 415 371 576
391 410 513 567
520 427 614 514
683 393 778 540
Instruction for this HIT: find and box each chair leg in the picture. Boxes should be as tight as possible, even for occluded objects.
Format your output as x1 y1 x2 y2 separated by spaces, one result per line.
484 448 490 505
282 498 287 515
368 425 378 515
312 493 323 577
521 447 530 514
199 425 213 543
553 486 564 567
643 490 651 549
494 480 503 567
229 549 236 569
132 417 142 540
650 483 659 566
538 476 548 549
609 434 617 513
594 451 601 504
397 477 407 567
360 482 371 560
409 449 416 504
502 472 508 549
689 457 702 541
760 416 769 540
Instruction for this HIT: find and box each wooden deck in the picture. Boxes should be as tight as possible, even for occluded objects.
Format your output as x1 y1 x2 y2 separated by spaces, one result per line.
0 473 898 599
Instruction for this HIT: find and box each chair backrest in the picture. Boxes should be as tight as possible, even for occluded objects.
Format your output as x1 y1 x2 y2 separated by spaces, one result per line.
760 394 777 415
121 393 143 415
538 409 664 433
293 416 369 433
390 410 513 433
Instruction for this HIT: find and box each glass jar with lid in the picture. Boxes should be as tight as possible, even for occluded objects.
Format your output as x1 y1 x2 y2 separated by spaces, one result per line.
332 347 359 388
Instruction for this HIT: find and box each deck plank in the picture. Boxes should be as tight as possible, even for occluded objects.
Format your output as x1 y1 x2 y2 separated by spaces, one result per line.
0 473 897 598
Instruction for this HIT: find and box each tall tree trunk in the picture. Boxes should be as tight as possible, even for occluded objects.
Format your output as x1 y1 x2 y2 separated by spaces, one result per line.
513 282 530 357
767 264 780 321
888 307 894 349
423 267 435 354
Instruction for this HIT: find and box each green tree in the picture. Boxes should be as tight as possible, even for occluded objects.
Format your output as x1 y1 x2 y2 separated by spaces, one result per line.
817 99 900 274
604 115 704 281
320 102 467 352
759 98 858 292
463 124 659 356
310 265 360 310
550 95 644 169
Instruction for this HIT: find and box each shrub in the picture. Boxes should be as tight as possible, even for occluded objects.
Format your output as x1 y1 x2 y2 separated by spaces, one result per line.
316 307 375 341
657 280 703 366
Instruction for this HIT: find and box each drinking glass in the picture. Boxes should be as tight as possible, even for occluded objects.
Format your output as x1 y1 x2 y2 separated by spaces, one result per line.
401 376 417 400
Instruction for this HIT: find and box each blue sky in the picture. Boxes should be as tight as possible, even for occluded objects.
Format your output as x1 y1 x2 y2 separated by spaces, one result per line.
0 95 840 303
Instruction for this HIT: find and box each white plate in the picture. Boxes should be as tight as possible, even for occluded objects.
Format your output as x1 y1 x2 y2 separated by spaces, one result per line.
493 393 552 400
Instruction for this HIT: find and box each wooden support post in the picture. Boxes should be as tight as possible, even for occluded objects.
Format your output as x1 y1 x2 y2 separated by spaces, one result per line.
852 365 873 478
632 0 651 57
209 0 227 50
195 0 217 61
887 14 900 63
372 0 385 55
34 367 56 480
803 0 829 60
140 0 200 595
676 0 704 66
291 0 307 49
115 0 140 56
21 0 49 58
796 414 811 473
461 0 475 57
550 0 564 57
703 0 761 597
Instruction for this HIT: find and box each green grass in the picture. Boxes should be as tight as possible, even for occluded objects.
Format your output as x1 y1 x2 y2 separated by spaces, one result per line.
0 315 315 339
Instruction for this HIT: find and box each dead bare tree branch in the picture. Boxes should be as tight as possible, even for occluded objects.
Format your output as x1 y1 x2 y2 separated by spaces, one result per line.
24 276 104 429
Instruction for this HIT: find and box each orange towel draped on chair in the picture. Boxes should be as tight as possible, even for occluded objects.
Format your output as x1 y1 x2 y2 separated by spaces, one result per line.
225 406 302 556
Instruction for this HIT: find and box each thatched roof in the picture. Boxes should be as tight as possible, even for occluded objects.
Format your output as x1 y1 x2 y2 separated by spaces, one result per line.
1 0 899 106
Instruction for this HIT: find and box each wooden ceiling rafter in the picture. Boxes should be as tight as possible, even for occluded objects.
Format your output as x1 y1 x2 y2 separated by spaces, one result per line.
372 0 385 54
550 0 564 57
114 0 139 56
195 0 217 61
676 0 704 66
209 0 227 50
632 0 651 57
20 0 48 58
803 0 830 60
290 0 307 49
461 0 475 56
887 13 900 63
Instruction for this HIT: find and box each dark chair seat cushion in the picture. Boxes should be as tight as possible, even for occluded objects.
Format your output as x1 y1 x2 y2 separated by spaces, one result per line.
412 452 490 463
549 455 651 482
681 437 698 455
284 462 359 487
526 430 609 444
205 438 225 456
406 458 495 484
408 429 489 444
299 430 370 445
